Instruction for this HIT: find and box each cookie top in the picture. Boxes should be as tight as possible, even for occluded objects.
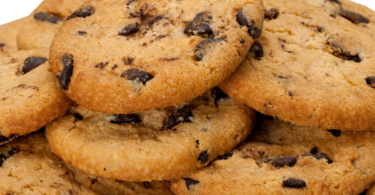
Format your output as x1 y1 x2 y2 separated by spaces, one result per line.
46 89 256 181
171 114 375 195
0 131 174 195
0 48 74 137
17 0 86 50
220 0 375 131
49 0 264 114
0 17 26 57
293 0 375 37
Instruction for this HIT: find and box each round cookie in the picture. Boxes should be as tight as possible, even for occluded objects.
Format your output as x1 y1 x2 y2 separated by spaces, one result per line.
46 89 256 181
0 131 174 195
171 114 375 195
0 17 27 57
17 0 86 50
49 0 264 114
0 48 74 139
292 0 375 37
220 0 375 131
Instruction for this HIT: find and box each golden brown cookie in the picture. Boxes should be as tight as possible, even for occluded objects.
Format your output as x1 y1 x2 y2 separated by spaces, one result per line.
171 114 375 195
49 0 264 114
220 0 375 131
0 48 74 139
0 17 26 57
0 131 174 195
46 89 256 181
17 0 86 49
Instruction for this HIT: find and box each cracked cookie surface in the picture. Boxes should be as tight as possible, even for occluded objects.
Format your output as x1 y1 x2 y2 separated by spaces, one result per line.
292 0 375 37
0 48 74 138
0 131 174 195
220 0 375 131
46 89 256 181
0 18 26 57
17 0 86 50
49 0 264 114
171 114 375 195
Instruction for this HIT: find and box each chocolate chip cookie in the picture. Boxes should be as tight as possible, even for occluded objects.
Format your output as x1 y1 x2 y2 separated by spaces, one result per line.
292 0 375 37
0 48 74 139
220 0 375 131
0 131 174 195
0 17 26 57
17 0 86 49
46 89 256 181
171 114 375 195
49 0 264 114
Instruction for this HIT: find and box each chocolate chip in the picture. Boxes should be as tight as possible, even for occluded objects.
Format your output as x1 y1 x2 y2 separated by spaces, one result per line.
184 178 200 190
310 147 318 155
240 38 245 44
327 130 341 137
121 69 153 85
195 140 199 148
119 24 138 36
146 15 163 27
168 106 193 128
34 12 62 24
0 148 18 167
22 57 48 74
0 133 18 145
184 12 213 36
264 8 279 20
249 41 263 60
73 113 83 121
67 6 95 20
264 156 297 168
195 38 224 61
57 54 74 90
217 151 233 160
110 114 141 124
283 178 306 188
94 62 108 69
336 10 369 24
315 153 333 164
143 182 152 189
211 87 229 105
128 0 138 5
78 31 87 35
198 151 209 163
122 57 134 65
0 43 5 47
366 76 375 88
237 9 262 39
326 40 361 62
288 91 294 97
8 148 18 156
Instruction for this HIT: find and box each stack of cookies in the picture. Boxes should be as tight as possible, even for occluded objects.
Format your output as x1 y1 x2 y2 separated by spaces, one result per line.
0 0 375 194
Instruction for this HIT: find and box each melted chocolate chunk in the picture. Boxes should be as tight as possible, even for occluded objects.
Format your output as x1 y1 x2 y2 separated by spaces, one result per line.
22 57 48 74
194 38 224 61
264 156 297 168
184 12 213 36
57 54 74 90
310 147 318 155
237 9 262 39
217 151 233 160
184 178 200 190
249 41 263 60
315 153 333 164
327 130 341 137
366 76 375 89
337 10 369 24
73 113 83 121
110 114 141 124
282 178 306 189
198 151 209 163
264 8 279 20
168 106 193 128
119 24 138 36
211 87 229 105
326 40 361 62
121 68 153 85
67 6 95 20
34 12 63 24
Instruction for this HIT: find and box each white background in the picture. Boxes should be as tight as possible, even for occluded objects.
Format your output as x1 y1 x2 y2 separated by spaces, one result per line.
0 0 374 25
